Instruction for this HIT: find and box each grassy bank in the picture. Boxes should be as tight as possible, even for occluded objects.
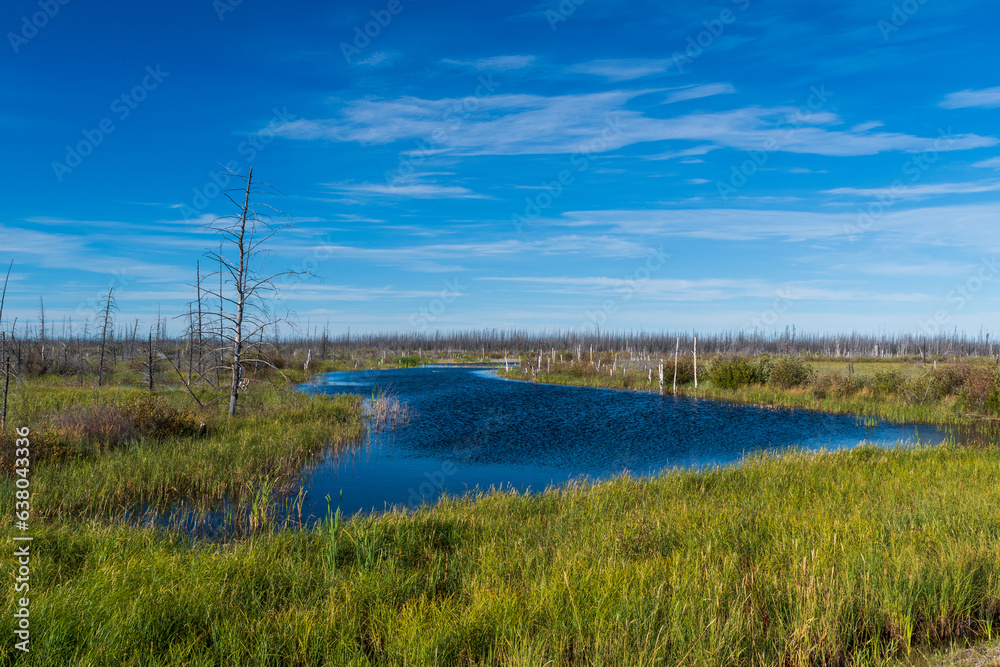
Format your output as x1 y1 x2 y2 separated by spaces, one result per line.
0 377 366 528
499 356 1000 427
5 365 1000 664
4 443 1000 664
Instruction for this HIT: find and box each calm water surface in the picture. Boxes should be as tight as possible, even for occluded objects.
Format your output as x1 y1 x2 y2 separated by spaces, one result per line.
299 366 949 518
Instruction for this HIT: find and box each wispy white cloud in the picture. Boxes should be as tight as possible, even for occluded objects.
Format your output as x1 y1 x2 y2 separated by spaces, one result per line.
939 86 1000 109
554 202 1000 248
663 83 736 104
824 178 1000 200
566 58 673 81
442 55 537 71
355 51 400 67
557 207 851 241
274 90 996 157
643 145 718 161
973 157 1000 169
277 236 654 270
325 173 491 200
848 260 977 277
478 276 928 303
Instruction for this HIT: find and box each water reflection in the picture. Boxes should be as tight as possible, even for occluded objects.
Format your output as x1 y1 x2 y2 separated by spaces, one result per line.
298 366 956 519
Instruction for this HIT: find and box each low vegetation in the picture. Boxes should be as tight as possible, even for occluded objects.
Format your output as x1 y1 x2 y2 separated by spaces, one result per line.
504 352 1000 426
6 336 1000 663
6 441 1000 664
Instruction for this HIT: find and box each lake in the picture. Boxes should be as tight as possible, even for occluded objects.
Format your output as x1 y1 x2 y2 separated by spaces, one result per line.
296 365 951 519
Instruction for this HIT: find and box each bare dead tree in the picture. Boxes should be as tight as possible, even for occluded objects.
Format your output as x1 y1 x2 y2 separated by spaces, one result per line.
1 347 9 430
96 287 117 387
200 168 303 416
37 296 45 368
146 330 155 392
195 259 204 376
186 303 195 385
1 261 10 429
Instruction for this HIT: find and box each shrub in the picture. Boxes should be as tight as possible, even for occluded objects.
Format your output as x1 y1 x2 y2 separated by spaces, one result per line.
929 361 1000 407
707 354 768 389
931 363 968 397
768 355 811 389
119 394 199 439
564 363 597 379
900 371 936 405
810 371 864 399
866 369 905 398
661 356 695 385
956 362 1000 413
49 394 198 454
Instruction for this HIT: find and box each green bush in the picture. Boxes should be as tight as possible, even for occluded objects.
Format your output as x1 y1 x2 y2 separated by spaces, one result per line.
900 371 936 405
809 371 864 399
707 354 768 389
767 355 811 389
663 356 695 385
866 369 905 397
930 363 968 397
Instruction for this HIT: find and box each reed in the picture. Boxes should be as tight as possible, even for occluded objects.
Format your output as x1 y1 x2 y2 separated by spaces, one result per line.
0 378 365 524
5 443 1000 664
505 357 1000 427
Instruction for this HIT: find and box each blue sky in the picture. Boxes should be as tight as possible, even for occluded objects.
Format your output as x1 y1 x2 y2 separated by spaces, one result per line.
4 0 1000 337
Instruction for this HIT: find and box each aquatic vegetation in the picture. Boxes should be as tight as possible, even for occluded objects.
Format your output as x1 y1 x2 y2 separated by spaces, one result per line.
5 443 1000 664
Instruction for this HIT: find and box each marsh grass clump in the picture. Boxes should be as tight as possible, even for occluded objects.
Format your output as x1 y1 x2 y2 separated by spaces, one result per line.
707 354 770 389
0 391 200 471
363 388 412 433
54 392 200 444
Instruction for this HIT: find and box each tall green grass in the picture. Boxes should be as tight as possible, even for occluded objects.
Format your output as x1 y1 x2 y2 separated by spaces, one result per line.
5 443 1000 664
0 380 364 522
504 364 972 426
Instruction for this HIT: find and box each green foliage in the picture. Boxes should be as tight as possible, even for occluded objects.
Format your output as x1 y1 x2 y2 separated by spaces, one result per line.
809 371 865 400
768 355 812 389
0 381 365 519
669 356 696 385
931 363 969 397
956 362 1000 413
392 356 426 367
866 369 906 397
8 445 1000 664
707 354 769 389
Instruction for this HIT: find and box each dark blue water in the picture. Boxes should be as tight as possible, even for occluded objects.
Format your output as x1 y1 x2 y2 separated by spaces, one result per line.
299 366 949 518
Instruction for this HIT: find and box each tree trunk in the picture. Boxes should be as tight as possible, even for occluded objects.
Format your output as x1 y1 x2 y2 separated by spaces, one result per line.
97 287 113 387
693 336 698 389
228 168 253 417
147 331 154 391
